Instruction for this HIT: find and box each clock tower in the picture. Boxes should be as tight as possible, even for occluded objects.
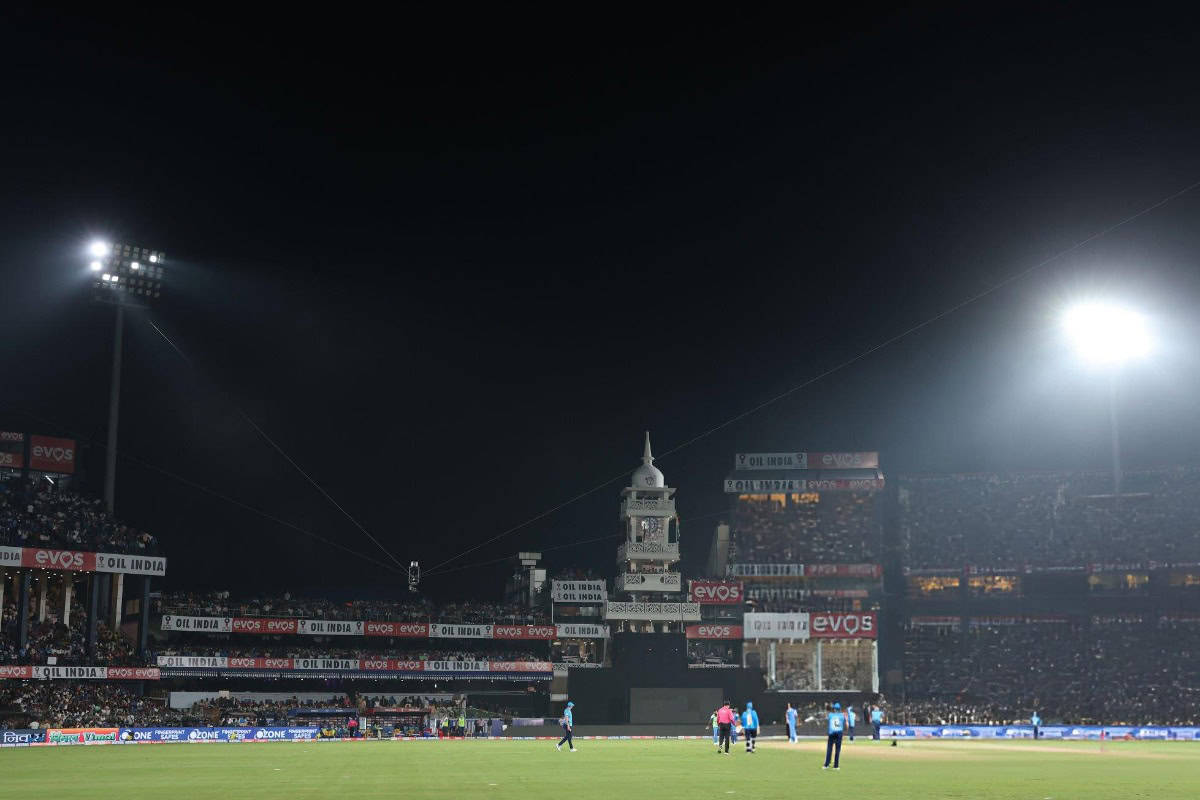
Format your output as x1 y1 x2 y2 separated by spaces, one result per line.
606 432 699 632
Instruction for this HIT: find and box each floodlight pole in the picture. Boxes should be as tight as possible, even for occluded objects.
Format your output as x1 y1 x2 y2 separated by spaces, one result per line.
103 304 125 513
1108 371 1122 502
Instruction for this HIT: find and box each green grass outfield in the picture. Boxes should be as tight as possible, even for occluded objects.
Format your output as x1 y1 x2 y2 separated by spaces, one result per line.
2 738 1197 799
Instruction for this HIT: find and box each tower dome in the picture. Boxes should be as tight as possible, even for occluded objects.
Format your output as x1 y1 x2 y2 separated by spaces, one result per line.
630 431 665 488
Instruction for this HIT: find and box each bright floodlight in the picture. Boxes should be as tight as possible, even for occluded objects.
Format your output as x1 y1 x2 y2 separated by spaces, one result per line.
89 260 102 271
1063 302 1152 366
148 254 158 263
88 240 110 257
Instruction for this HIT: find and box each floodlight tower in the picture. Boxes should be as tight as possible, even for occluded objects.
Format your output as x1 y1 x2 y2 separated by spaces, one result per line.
88 240 166 513
1062 302 1152 499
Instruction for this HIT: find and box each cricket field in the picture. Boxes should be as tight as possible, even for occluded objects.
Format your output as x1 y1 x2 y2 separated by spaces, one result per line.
2 737 1196 799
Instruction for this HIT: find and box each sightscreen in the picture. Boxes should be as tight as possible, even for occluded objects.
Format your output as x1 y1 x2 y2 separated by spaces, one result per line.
629 687 721 724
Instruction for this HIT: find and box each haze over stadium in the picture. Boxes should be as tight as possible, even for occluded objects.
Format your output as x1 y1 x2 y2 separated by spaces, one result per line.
2 6 1200 799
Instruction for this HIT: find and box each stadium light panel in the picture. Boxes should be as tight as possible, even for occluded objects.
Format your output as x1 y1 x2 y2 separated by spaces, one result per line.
88 240 110 257
1063 302 1152 367
89 260 102 271
130 261 140 270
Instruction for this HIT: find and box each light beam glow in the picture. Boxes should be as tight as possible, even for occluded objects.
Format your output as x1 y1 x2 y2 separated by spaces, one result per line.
1062 302 1152 367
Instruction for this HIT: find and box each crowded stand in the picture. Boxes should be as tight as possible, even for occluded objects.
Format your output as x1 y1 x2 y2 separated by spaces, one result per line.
0 480 160 555
0 590 143 666
158 591 549 625
900 467 1200 568
902 617 1200 724
731 492 880 564
0 682 182 728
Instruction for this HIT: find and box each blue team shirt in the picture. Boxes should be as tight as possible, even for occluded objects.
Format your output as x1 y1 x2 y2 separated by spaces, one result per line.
742 709 759 730
1031 714 1040 726
849 710 857 726
786 708 798 726
563 708 573 726
871 709 883 724
828 713 845 734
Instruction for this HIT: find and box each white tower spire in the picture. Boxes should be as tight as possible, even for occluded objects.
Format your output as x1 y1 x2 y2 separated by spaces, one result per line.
631 431 665 488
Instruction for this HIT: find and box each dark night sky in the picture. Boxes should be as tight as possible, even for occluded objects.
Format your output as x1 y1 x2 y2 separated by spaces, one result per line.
2 7 1200 598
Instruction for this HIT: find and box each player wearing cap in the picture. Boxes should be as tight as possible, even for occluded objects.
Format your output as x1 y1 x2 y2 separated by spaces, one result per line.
741 701 760 753
823 702 847 770
557 701 576 752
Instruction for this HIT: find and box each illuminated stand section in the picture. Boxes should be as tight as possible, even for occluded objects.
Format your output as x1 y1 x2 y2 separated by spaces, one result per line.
724 450 883 694
605 433 699 633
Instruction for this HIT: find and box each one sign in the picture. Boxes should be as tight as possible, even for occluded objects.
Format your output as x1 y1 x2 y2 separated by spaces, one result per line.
735 453 807 470
809 452 879 469
94 553 167 576
727 563 804 577
724 478 805 493
617 572 681 592
554 623 610 639
297 619 364 636
429 623 493 639
689 580 744 604
742 612 810 640
734 452 880 470
551 580 607 603
29 435 76 474
604 601 701 621
161 615 232 633
808 612 876 639
805 478 885 491
685 624 743 639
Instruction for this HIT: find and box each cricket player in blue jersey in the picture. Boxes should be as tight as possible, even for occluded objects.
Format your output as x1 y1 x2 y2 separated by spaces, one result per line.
710 710 720 749
823 702 847 769
557 701 576 751
848 706 856 741
1031 711 1041 740
742 702 760 752
786 702 798 743
870 705 884 740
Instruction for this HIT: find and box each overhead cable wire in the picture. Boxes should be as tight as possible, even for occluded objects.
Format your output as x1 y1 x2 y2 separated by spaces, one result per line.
422 176 1200 573
145 318 408 571
13 408 408 577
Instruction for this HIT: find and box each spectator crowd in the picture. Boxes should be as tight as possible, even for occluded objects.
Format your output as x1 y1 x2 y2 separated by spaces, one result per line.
731 493 880 564
901 467 1200 568
0 480 160 555
902 617 1200 725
